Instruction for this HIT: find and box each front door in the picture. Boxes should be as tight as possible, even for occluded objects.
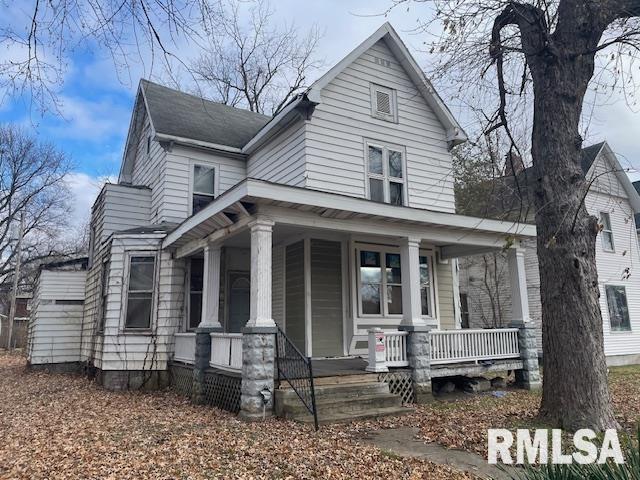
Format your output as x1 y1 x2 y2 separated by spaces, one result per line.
228 272 250 333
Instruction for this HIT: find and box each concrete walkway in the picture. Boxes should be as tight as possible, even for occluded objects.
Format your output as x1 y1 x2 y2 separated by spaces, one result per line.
359 427 515 480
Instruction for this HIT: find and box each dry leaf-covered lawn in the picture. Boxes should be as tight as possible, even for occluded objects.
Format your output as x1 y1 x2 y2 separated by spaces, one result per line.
345 365 640 457
0 353 476 480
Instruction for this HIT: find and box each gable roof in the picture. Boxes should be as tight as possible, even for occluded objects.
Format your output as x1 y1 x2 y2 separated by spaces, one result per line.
141 80 271 149
243 22 467 154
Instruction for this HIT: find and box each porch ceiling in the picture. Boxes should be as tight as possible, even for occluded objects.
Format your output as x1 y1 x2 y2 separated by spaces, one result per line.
163 178 536 256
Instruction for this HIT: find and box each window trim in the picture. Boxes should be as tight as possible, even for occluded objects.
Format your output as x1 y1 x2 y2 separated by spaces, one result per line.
599 211 615 252
605 284 632 333
369 83 397 122
364 140 407 206
122 252 158 332
354 243 436 321
189 160 219 215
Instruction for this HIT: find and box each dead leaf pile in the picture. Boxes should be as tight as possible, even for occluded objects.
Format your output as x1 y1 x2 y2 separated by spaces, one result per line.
0 353 475 480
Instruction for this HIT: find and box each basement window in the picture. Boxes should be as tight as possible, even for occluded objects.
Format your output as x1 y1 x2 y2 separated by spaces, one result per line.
606 285 631 332
125 256 155 329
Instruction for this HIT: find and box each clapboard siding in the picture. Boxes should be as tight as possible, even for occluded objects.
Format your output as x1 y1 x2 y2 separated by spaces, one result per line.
247 118 307 187
588 152 628 198
96 184 151 245
158 146 247 224
98 236 185 371
436 260 457 329
28 270 86 365
310 239 343 357
285 241 306 353
305 39 455 212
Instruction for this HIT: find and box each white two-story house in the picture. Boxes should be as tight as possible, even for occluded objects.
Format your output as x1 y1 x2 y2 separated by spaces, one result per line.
459 142 640 367
28 23 540 423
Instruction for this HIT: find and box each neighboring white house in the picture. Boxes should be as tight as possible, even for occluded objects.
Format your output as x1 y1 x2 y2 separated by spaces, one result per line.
459 142 640 366
29 23 541 421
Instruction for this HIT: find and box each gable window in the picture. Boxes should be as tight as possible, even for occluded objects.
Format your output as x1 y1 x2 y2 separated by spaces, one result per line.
187 257 203 330
370 84 397 122
600 212 614 252
125 256 155 329
606 285 631 332
366 143 405 206
192 164 216 214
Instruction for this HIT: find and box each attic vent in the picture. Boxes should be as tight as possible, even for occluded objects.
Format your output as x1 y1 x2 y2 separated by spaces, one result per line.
375 57 391 68
370 84 396 122
376 90 391 114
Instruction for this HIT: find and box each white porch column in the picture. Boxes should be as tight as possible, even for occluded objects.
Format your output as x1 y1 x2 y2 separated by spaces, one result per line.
399 237 427 328
507 247 530 326
246 217 276 329
199 243 223 330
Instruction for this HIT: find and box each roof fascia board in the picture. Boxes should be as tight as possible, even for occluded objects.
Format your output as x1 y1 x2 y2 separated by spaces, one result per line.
599 142 640 213
241 96 305 154
155 133 244 157
162 180 250 248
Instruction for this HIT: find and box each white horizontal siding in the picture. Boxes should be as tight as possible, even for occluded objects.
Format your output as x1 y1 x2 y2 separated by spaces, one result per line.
94 184 152 245
305 39 455 212
588 153 628 198
158 146 247 224
28 270 86 365
247 118 306 187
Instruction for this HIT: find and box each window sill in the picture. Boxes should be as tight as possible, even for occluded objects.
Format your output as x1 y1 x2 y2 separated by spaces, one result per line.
609 329 632 334
122 328 154 335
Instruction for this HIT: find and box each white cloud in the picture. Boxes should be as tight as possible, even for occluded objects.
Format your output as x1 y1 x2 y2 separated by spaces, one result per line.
64 172 115 231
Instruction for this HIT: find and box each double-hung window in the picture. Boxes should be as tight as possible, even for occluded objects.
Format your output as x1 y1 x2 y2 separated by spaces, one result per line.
600 212 614 252
366 143 405 206
125 256 155 329
192 164 216 214
358 248 434 317
187 258 203 330
606 285 631 332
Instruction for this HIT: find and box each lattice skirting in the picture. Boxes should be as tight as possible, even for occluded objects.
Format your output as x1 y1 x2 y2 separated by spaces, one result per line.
203 370 242 414
379 370 415 404
170 363 194 397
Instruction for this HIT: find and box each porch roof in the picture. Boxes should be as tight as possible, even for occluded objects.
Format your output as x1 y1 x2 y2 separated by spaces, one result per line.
162 178 536 255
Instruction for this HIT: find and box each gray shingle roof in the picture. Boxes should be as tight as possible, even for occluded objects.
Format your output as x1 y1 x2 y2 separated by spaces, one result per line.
141 80 271 149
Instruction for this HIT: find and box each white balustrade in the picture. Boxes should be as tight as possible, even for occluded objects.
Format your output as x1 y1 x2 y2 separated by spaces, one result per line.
174 332 196 364
384 331 409 367
428 328 520 365
210 333 243 371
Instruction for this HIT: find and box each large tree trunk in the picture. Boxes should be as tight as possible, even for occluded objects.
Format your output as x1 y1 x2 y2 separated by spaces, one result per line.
530 53 618 430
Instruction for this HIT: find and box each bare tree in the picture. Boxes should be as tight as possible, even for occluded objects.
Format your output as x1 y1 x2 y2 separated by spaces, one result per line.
0 124 74 299
191 0 323 114
394 0 640 430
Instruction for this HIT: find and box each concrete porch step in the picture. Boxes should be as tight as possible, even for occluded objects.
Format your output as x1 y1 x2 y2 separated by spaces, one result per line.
295 405 412 425
277 380 390 400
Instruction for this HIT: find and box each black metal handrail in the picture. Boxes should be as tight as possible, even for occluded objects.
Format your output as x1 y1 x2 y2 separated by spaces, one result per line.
275 325 318 430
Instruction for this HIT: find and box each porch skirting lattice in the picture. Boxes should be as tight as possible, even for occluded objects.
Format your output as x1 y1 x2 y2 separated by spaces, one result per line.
169 363 194 397
378 370 415 404
203 370 242 413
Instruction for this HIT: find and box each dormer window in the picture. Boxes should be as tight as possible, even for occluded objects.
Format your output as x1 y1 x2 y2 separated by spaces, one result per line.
192 164 216 214
370 84 397 122
366 141 405 206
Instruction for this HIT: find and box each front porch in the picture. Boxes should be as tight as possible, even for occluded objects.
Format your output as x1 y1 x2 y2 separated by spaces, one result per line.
164 179 540 421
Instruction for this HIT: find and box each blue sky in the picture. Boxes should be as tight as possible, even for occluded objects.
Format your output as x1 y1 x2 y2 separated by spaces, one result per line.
1 0 639 225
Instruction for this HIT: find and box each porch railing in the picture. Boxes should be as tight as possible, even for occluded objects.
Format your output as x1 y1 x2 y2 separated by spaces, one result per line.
384 331 409 367
429 328 520 365
210 333 243 371
174 332 196 364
